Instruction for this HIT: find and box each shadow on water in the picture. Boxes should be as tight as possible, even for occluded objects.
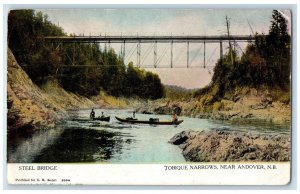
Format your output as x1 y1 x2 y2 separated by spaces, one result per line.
7 127 64 163
89 123 137 130
33 128 126 163
8 125 35 154
8 109 290 163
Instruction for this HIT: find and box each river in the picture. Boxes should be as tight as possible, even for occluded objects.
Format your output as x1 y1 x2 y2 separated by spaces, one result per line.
7 109 290 163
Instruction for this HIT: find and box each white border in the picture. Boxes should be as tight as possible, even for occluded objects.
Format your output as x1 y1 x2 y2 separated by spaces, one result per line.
6 163 291 185
1 0 299 192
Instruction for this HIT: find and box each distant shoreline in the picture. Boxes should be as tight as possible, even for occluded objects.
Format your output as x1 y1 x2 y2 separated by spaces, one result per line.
136 87 291 125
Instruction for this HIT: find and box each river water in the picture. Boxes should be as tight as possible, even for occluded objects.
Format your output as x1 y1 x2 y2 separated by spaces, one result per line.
7 109 290 163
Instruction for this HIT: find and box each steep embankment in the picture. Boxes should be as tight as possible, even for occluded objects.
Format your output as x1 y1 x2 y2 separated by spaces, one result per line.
143 87 290 124
40 79 95 110
7 48 147 135
8 48 63 132
7 48 97 133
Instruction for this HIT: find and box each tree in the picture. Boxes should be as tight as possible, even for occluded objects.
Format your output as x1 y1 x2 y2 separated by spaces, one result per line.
196 11 291 101
8 10 165 99
267 10 290 88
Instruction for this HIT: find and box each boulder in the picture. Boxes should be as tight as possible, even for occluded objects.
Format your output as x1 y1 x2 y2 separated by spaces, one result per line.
169 131 192 145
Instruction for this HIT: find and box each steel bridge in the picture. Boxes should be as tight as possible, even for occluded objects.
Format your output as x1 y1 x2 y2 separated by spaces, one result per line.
44 35 255 68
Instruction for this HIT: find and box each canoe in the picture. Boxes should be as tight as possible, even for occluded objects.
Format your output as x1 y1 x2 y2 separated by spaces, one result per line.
93 116 110 122
115 116 183 125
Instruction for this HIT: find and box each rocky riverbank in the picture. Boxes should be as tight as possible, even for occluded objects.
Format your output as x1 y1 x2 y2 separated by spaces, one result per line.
137 87 290 124
169 129 290 162
8 48 66 135
7 48 133 136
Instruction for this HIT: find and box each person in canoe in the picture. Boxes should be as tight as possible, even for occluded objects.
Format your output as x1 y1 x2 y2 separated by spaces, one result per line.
172 113 178 123
126 111 137 120
101 112 105 118
90 109 95 119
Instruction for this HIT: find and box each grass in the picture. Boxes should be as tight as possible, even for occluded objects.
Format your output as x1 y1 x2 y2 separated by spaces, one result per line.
270 88 290 104
98 91 128 108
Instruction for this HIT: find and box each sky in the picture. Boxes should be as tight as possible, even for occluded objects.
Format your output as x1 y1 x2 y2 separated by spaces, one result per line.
38 9 291 89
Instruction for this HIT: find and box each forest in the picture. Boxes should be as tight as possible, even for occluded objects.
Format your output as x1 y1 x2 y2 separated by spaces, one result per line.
194 10 291 103
8 10 290 102
8 10 165 99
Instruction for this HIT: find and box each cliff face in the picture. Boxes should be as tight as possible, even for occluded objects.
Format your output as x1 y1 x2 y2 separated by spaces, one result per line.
7 48 62 133
7 49 96 134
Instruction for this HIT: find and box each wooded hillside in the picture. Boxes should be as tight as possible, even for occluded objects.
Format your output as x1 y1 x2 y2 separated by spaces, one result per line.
8 10 165 99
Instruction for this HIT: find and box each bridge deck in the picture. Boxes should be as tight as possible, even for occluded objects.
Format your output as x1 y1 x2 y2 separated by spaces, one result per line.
44 35 255 43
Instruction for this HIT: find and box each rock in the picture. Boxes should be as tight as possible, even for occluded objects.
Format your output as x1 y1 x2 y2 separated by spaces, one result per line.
233 136 242 143
142 110 152 114
275 136 281 141
250 104 268 110
187 131 197 139
178 143 187 149
263 136 269 140
153 104 182 115
154 106 171 115
241 113 253 118
252 134 260 139
169 131 191 145
233 95 241 102
262 97 273 105
247 152 257 160
213 126 231 131
136 107 152 114
172 105 182 115
7 100 13 109
169 129 289 162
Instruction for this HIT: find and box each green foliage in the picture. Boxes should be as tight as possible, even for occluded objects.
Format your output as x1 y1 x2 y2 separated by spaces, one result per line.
164 85 193 100
123 63 165 99
8 10 65 85
8 10 165 99
195 10 291 103
241 10 290 89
